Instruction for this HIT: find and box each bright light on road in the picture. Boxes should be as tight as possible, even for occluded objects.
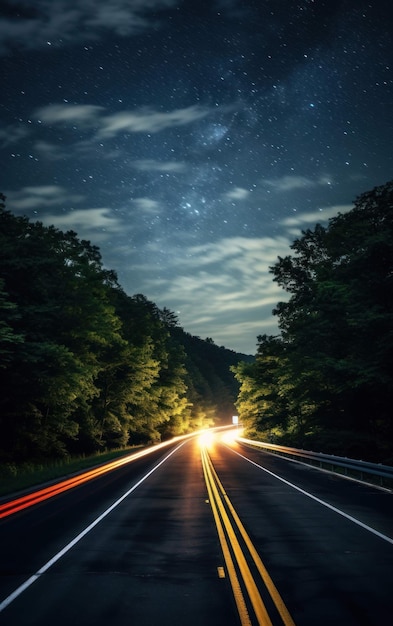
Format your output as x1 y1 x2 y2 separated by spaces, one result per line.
221 428 242 445
198 431 215 448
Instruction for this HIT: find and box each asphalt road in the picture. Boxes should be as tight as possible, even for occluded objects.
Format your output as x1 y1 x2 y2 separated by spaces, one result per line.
1 433 392 625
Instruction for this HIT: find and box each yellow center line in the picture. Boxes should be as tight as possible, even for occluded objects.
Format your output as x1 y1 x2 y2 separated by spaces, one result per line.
201 447 252 626
202 447 273 626
201 445 296 626
207 453 297 626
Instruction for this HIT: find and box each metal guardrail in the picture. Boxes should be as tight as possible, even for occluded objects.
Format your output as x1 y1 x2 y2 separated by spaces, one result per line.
237 437 393 490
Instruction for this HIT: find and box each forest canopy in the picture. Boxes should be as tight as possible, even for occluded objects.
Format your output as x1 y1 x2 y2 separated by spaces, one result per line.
0 194 247 464
232 180 393 463
2 179 393 466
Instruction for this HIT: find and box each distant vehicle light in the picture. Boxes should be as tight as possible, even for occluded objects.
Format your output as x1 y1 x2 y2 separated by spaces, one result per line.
198 431 215 448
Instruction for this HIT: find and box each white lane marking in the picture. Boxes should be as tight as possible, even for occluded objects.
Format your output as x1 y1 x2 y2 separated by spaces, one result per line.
230 447 393 546
0 442 186 613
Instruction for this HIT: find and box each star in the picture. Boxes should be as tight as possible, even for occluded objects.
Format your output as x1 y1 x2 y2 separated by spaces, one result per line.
0 0 392 354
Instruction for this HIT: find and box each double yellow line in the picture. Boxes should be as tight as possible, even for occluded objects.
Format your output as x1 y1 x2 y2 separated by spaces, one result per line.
201 445 296 626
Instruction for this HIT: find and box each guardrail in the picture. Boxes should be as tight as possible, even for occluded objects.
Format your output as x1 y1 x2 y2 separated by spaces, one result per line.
237 437 393 490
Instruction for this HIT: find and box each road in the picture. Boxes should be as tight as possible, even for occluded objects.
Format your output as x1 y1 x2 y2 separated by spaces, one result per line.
0 431 392 625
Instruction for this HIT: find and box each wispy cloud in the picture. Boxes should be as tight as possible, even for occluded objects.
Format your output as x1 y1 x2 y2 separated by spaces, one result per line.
280 204 353 228
177 236 289 269
43 207 123 236
133 197 161 214
263 174 333 192
35 104 104 126
33 102 212 139
34 141 69 161
97 105 210 138
142 235 292 351
6 185 83 211
224 187 250 201
131 159 186 173
34 138 124 162
0 124 30 148
0 0 178 54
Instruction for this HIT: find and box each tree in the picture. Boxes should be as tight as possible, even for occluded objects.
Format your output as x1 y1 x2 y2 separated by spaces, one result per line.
0 278 24 366
233 335 290 437
158 306 179 328
0 195 251 463
0 204 122 459
234 180 393 461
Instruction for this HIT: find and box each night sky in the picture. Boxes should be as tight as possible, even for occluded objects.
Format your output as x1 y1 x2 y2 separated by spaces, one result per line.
1 1 392 354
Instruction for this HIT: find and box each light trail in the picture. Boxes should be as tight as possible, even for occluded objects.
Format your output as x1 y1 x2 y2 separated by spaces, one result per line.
0 442 186 613
0 439 178 519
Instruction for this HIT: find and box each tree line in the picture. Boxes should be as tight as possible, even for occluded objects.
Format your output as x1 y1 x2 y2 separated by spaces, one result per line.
233 181 393 463
0 194 248 464
3 180 392 466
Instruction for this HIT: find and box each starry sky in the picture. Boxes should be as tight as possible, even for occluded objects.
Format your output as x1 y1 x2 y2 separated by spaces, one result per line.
1 1 392 354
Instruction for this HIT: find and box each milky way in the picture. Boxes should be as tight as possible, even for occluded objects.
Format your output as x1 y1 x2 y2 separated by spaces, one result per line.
1 0 392 353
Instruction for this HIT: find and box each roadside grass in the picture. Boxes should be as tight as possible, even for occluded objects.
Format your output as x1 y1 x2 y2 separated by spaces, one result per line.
0 447 143 498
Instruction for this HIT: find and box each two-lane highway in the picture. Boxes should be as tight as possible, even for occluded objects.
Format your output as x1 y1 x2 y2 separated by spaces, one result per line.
1 431 392 625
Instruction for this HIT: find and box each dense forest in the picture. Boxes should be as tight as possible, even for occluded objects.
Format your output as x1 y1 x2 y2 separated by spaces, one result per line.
0 193 249 464
2 180 392 467
233 181 393 464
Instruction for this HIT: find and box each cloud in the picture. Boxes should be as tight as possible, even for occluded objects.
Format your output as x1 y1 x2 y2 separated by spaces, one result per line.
5 187 123 241
133 197 161 214
42 207 123 235
178 236 289 268
97 105 210 138
34 141 69 161
224 187 250 201
280 204 353 228
35 138 124 162
142 235 292 352
32 102 212 139
0 0 178 54
6 185 83 211
35 104 104 126
0 124 30 148
263 174 333 192
131 159 186 172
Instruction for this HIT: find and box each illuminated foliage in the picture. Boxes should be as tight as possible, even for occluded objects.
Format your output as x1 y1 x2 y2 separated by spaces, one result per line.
234 181 393 461
0 196 245 462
